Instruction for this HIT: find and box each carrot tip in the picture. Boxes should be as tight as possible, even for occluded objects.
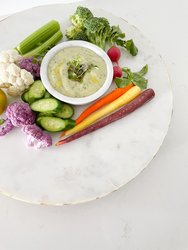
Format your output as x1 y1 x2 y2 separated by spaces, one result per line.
55 141 65 146
59 131 66 138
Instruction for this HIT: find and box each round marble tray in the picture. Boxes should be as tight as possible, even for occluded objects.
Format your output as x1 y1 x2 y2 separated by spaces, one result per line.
0 3 173 205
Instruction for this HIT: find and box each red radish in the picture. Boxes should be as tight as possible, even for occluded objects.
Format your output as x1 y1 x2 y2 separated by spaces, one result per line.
107 46 121 63
113 66 122 79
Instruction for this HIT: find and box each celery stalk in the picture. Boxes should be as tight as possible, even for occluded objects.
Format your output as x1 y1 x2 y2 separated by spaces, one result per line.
22 30 63 58
17 20 60 55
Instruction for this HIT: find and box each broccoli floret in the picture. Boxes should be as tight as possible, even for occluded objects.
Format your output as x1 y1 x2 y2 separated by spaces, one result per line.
70 6 93 28
107 26 138 56
66 26 88 41
84 17 111 49
107 25 125 46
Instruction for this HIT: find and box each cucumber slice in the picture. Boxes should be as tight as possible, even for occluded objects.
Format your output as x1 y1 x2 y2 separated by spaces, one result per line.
28 80 46 103
36 116 43 126
64 119 76 130
37 112 54 117
21 91 29 103
31 98 62 113
40 117 66 132
44 91 52 98
55 103 74 119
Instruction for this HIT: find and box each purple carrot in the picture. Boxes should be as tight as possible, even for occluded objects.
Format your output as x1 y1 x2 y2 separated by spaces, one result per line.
56 89 155 146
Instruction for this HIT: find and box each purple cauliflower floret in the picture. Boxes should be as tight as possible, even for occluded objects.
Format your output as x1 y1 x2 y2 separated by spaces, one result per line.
35 133 52 149
22 124 52 149
6 102 36 127
19 57 40 79
0 119 14 136
22 124 43 139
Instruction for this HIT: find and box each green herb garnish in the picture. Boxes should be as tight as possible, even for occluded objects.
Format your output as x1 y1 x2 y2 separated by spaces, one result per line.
114 64 148 89
67 58 97 82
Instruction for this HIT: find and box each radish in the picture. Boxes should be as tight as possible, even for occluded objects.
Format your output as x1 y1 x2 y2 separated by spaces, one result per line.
113 66 122 79
107 46 121 63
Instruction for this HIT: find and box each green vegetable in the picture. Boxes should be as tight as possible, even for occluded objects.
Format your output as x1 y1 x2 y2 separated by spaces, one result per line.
116 39 138 56
39 117 67 132
114 65 148 89
66 26 89 41
84 17 110 50
66 6 138 55
55 103 74 119
64 119 76 130
21 91 29 103
17 20 60 55
107 25 125 46
30 98 62 113
44 91 52 98
70 6 93 28
28 80 46 103
22 30 63 58
37 112 54 117
67 58 96 82
36 116 43 126
66 6 93 40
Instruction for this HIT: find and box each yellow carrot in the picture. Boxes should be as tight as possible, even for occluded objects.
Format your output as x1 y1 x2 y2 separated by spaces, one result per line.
65 85 141 136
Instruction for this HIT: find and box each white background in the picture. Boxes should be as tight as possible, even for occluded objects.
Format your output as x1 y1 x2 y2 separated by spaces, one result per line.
0 0 187 249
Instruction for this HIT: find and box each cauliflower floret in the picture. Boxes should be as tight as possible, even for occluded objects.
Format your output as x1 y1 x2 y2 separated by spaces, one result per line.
0 70 9 83
22 124 52 149
7 86 21 97
17 84 26 92
7 50 22 63
20 69 34 86
8 75 17 84
0 62 7 71
0 118 14 136
0 52 10 63
0 82 11 88
0 50 21 63
6 102 36 126
35 133 52 149
0 50 34 96
19 57 41 79
15 77 24 87
6 63 20 77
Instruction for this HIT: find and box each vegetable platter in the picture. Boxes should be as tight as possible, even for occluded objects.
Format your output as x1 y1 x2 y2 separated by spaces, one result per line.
0 3 172 205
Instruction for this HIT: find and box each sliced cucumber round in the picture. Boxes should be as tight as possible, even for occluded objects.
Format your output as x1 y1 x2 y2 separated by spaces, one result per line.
37 112 54 117
55 103 74 119
21 91 29 103
31 98 62 113
64 119 76 130
28 80 46 103
39 117 66 132
44 91 52 98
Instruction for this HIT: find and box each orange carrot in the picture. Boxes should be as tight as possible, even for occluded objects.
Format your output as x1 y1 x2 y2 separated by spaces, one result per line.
59 84 134 138
76 83 134 124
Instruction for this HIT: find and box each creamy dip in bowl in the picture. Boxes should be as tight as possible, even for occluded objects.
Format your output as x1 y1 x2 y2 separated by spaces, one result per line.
40 41 113 105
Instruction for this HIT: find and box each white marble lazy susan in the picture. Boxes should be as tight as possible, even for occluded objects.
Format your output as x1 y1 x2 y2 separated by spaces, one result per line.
0 3 173 205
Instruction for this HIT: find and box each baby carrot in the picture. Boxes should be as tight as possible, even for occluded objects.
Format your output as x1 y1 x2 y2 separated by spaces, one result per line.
64 86 141 136
76 83 134 124
56 89 155 146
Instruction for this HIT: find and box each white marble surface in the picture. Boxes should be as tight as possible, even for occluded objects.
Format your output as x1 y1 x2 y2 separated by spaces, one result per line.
0 4 172 205
0 0 187 249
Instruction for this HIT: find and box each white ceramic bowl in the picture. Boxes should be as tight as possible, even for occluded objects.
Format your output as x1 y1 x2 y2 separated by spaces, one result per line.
40 40 113 105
